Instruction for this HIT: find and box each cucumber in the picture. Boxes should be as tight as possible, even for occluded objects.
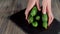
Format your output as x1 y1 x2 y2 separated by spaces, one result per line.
30 6 37 16
32 21 38 27
42 22 47 29
42 14 48 29
42 14 48 22
36 16 40 20
28 15 34 23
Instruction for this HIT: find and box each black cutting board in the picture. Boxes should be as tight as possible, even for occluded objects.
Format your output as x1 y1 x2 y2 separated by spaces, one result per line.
9 8 60 34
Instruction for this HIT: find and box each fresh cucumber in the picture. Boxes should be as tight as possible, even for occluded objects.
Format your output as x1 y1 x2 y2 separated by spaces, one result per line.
42 14 48 29
32 21 38 27
28 15 34 23
30 6 37 16
36 16 40 20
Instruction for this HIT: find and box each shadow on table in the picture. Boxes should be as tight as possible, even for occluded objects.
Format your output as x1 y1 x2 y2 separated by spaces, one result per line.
9 8 60 34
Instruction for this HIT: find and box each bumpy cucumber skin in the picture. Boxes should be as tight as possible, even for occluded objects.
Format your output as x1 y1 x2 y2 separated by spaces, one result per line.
42 14 48 22
28 15 34 23
28 6 48 28
32 21 38 27
30 6 37 16
42 14 48 29
42 22 47 29
36 16 40 20
28 6 38 27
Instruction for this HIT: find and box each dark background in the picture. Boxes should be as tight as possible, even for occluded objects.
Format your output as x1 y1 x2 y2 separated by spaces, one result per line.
9 9 60 34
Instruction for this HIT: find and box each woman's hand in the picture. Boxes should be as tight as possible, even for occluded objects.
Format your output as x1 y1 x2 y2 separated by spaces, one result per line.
42 0 54 26
25 0 41 21
25 0 54 26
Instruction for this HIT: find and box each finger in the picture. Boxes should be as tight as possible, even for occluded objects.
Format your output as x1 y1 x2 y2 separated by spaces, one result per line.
26 0 36 12
25 0 36 19
47 12 54 26
47 9 52 26
47 0 51 12
50 17 54 24
42 0 47 14
25 13 28 20
47 3 52 26
36 0 41 11
42 2 47 14
25 10 28 20
48 15 51 26
48 17 54 26
47 9 54 26
48 15 54 26
42 5 46 14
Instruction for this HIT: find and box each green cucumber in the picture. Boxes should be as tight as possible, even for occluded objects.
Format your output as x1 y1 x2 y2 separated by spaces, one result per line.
28 16 34 23
42 14 48 22
36 16 40 20
30 6 37 16
42 14 48 29
42 22 47 29
32 21 38 27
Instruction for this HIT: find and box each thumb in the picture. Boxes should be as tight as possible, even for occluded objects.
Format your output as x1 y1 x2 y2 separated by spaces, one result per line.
36 0 41 11
25 0 36 20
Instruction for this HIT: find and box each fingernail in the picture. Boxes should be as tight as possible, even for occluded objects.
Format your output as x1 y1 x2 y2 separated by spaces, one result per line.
43 11 46 14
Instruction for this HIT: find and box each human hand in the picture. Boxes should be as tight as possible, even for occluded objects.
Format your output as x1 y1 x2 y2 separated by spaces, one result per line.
42 0 54 26
25 0 41 21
